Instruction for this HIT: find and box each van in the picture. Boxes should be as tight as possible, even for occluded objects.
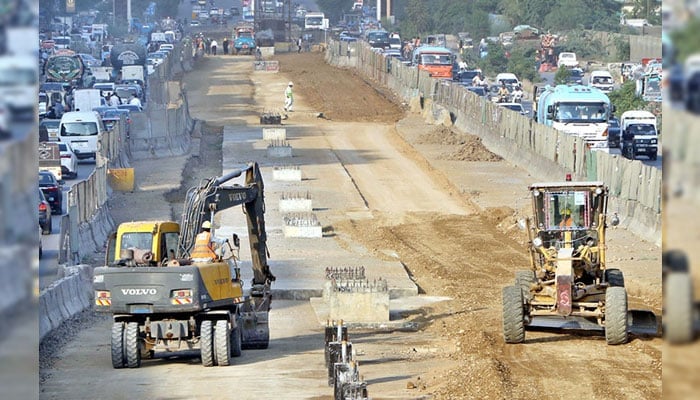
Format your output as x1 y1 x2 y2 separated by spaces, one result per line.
589 70 614 93
73 89 104 112
58 111 106 160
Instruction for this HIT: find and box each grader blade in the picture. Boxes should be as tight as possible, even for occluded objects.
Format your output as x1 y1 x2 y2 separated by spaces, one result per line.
628 310 659 337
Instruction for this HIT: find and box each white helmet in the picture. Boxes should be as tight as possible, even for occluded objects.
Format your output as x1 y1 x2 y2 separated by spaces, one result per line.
288 81 294 86
202 220 211 229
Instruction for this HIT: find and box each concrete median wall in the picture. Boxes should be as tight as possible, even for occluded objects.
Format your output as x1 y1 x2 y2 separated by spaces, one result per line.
39 265 93 340
42 40 198 341
327 41 661 243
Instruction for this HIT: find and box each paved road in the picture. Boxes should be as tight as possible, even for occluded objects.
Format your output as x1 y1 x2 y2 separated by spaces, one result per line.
39 160 96 289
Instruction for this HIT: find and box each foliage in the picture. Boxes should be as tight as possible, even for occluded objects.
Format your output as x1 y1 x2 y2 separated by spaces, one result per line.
670 18 700 63
477 43 508 76
507 47 541 83
554 67 571 85
558 30 607 59
498 0 620 32
607 81 648 117
613 35 631 61
317 0 353 23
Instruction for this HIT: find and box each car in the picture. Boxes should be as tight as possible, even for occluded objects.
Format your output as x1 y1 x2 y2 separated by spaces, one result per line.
78 53 101 68
39 170 63 215
58 142 78 179
463 85 487 97
454 69 481 83
383 49 402 58
339 33 357 42
566 67 584 85
607 117 621 149
389 33 401 50
190 20 201 27
0 102 9 139
557 52 579 68
38 187 52 235
118 104 143 113
230 7 240 16
93 82 115 97
114 84 144 102
103 108 131 136
40 119 60 141
495 72 520 87
159 44 174 53
499 102 528 116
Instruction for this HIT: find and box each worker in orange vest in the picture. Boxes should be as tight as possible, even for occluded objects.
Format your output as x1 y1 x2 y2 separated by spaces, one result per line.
191 220 226 261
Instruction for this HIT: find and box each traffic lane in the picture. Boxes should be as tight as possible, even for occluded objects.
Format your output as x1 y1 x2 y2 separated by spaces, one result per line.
605 146 662 168
39 160 96 289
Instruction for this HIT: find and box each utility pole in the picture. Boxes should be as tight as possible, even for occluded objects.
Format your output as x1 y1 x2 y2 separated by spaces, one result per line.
376 0 381 26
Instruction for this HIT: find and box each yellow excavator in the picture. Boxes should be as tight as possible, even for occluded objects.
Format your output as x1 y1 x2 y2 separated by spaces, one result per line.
94 162 276 368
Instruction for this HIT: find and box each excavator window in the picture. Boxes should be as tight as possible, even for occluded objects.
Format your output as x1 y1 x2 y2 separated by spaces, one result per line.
120 232 153 253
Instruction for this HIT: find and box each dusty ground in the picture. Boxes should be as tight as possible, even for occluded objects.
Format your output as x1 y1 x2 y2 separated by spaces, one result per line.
40 51 662 399
277 52 662 399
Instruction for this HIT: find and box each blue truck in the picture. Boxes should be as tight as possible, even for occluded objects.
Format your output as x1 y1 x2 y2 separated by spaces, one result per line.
536 84 614 150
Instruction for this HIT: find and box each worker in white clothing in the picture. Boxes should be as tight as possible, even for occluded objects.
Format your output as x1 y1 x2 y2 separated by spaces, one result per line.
284 81 294 112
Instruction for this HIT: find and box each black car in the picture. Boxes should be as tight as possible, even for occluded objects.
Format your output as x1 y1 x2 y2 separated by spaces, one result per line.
38 186 52 235
39 170 63 215
607 117 621 149
567 68 584 85
454 69 480 84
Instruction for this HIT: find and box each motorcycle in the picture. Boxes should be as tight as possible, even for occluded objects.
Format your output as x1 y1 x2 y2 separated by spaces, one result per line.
497 94 509 103
511 90 523 103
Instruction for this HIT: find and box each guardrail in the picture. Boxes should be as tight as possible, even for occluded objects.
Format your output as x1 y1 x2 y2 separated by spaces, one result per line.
327 41 661 242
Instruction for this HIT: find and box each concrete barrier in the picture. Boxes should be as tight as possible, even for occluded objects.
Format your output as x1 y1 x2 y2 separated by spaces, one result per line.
267 140 293 158
39 265 93 340
283 213 322 238
279 192 313 212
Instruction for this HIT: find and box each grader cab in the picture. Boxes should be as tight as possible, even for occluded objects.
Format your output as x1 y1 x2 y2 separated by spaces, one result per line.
502 180 655 345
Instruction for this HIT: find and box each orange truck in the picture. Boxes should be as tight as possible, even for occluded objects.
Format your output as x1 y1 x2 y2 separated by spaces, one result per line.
411 46 454 79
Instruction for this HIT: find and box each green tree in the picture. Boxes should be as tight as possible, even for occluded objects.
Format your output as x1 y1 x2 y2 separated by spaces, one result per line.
507 47 540 83
671 18 700 63
317 0 353 23
554 67 571 85
478 43 508 76
607 81 648 117
405 0 432 37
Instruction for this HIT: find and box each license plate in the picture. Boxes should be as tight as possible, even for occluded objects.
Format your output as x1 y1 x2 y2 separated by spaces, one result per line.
48 197 54 201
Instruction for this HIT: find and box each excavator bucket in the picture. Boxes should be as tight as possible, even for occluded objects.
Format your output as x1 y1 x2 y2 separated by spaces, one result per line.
240 311 270 349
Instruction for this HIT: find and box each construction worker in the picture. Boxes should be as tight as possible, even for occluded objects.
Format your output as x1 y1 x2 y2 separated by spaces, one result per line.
191 220 227 261
559 208 576 228
284 81 294 112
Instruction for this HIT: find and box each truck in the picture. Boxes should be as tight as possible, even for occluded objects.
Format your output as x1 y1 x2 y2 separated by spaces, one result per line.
44 50 84 86
0 55 38 120
93 163 275 368
73 89 103 112
411 46 454 79
588 70 615 94
109 43 147 71
619 110 659 161
536 84 613 150
304 12 326 30
121 65 145 88
233 25 256 55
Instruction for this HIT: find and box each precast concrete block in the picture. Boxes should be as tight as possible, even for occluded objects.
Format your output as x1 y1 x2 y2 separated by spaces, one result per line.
39 294 52 339
263 128 286 141
329 290 390 323
283 212 322 238
267 140 293 158
272 166 302 181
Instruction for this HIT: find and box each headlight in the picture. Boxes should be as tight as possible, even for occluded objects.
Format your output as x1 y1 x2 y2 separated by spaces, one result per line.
651 139 657 144
532 237 543 248
93 274 104 283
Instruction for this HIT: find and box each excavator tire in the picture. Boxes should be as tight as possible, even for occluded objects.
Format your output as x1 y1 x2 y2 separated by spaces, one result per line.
230 325 243 357
515 270 535 299
215 320 231 366
605 269 625 287
200 320 214 367
125 322 141 368
664 272 695 344
605 287 629 345
111 322 126 369
503 286 525 343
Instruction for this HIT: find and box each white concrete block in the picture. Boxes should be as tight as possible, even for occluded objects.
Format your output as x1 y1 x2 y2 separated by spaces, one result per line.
283 225 323 238
267 145 293 158
329 291 390 323
263 128 286 141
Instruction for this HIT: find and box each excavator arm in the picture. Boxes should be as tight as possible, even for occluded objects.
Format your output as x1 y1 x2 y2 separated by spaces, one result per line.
176 162 276 287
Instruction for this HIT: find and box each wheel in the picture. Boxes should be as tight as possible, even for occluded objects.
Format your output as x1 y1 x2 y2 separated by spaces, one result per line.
214 320 231 366
200 320 214 367
42 220 50 235
125 322 141 368
111 322 126 369
605 287 628 345
46 217 53 235
605 269 625 287
230 325 243 357
664 272 695 344
502 285 525 343
515 270 535 299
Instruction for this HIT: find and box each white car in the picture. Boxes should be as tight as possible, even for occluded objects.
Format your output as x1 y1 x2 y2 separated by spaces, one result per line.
557 52 579 68
498 102 528 116
495 72 520 87
58 142 79 179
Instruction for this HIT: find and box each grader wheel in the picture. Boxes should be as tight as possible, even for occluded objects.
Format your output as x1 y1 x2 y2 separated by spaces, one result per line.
664 272 695 344
503 285 525 343
605 287 629 345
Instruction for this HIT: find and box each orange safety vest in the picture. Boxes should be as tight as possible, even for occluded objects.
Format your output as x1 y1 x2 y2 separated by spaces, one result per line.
191 231 217 259
559 217 574 228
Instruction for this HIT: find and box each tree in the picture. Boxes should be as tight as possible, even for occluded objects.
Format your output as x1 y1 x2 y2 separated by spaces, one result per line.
554 67 571 85
607 81 648 117
507 47 540 83
405 0 432 37
478 43 508 76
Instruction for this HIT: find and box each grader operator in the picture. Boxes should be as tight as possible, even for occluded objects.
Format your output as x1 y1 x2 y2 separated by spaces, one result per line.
94 162 276 368
502 179 657 345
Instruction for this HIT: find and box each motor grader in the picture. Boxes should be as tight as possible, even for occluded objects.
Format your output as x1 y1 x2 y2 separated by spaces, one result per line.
502 179 654 345
94 162 276 368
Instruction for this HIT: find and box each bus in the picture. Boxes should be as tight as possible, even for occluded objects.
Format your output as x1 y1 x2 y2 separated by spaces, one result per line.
304 12 325 30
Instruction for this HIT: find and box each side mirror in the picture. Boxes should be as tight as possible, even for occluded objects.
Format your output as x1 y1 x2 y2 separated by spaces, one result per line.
547 105 554 114
611 104 617 113
232 233 240 248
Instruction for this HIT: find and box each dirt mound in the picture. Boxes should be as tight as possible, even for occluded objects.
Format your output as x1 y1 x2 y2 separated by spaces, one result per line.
276 52 404 123
439 140 503 162
416 126 466 146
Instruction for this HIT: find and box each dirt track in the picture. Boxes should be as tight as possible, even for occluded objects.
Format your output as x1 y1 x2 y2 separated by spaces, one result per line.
40 52 662 399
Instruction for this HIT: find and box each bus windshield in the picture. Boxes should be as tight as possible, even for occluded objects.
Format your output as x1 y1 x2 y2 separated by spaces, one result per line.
419 53 451 65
